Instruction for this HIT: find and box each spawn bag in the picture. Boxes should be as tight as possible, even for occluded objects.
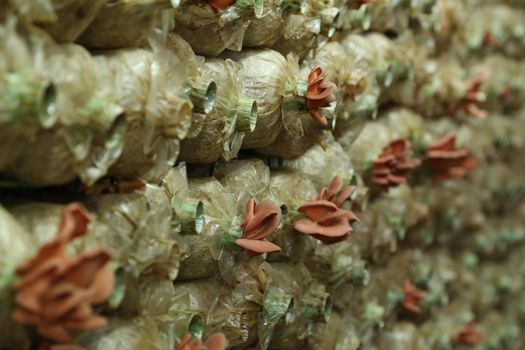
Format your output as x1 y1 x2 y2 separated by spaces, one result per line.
225 259 273 347
256 63 338 159
35 42 125 185
35 0 106 42
264 170 316 262
179 58 257 164
472 162 525 216
341 33 413 103
243 0 284 47
166 33 218 120
84 185 180 279
283 134 353 189
272 0 340 60
78 0 178 49
266 263 336 350
174 177 239 281
255 107 328 158
96 36 193 182
414 180 486 241
213 158 271 202
309 41 379 137
171 279 229 339
211 159 290 266
0 24 125 186
376 322 430 350
173 0 258 56
0 20 56 174
224 49 299 149
7 184 179 279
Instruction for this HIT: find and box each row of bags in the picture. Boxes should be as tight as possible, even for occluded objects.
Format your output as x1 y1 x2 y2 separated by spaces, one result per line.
346 107 525 175
1 180 523 349
0 20 336 186
1 100 523 347
1 103 523 283
0 22 404 186
0 0 374 57
1 109 523 283
365 0 525 60
6 20 525 187
13 0 524 62
0 21 194 186
2 104 522 289
441 2 525 59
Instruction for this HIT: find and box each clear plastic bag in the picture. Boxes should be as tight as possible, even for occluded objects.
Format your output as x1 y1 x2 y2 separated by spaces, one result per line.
390 53 490 119
174 176 239 281
180 58 257 164
173 0 253 56
377 322 430 350
0 23 125 186
257 63 337 159
225 49 298 149
78 0 177 49
243 0 284 47
341 33 413 102
38 42 125 185
1 0 56 23
283 133 354 189
96 37 192 182
309 41 377 129
85 185 179 279
272 0 340 60
468 55 525 113
368 0 440 40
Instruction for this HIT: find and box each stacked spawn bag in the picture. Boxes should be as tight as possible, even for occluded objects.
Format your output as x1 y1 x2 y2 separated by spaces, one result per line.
0 20 126 186
308 38 380 143
93 29 195 183
178 34 257 164
172 0 259 56
222 47 342 158
77 0 180 50
254 63 337 159
2 0 525 349
269 0 340 60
